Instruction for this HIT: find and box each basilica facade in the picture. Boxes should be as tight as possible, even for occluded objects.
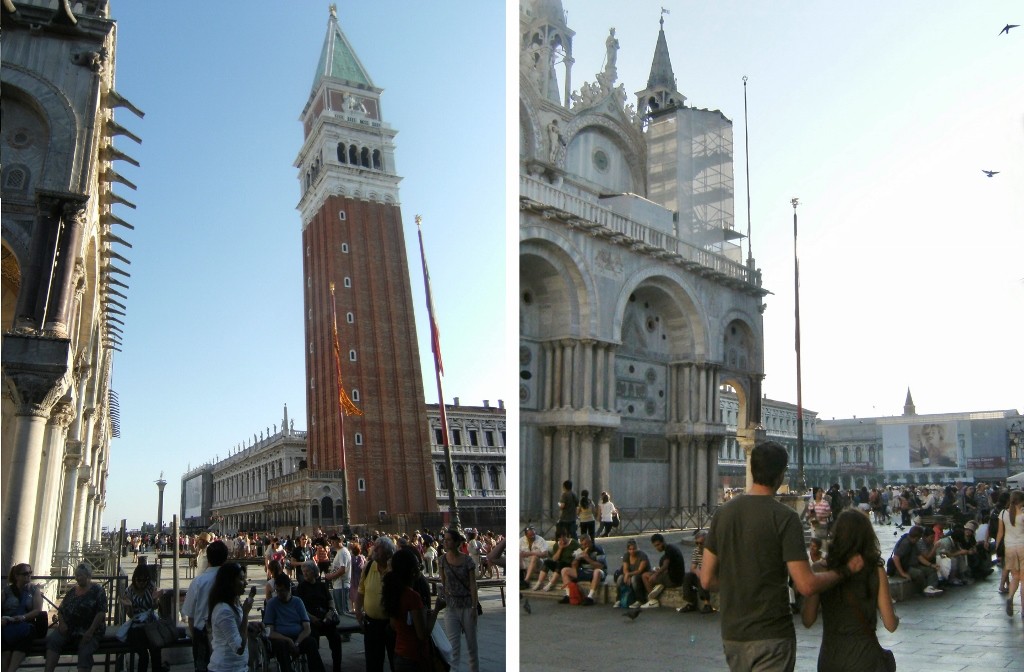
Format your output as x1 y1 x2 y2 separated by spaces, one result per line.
519 1 770 521
1 0 141 573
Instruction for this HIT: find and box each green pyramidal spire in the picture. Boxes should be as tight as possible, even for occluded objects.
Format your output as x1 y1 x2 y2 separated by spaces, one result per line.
313 5 374 91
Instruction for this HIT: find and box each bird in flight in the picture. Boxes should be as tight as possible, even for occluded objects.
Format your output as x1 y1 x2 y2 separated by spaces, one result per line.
982 170 1000 177
999 24 1019 35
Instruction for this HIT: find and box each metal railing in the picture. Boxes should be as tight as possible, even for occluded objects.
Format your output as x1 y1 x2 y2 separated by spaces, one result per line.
519 505 717 539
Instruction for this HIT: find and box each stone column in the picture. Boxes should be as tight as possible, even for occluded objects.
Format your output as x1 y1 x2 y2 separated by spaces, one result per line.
578 428 595 491
551 342 562 409
0 356 72 570
606 346 617 413
33 402 75 570
593 343 605 411
43 199 88 337
581 340 594 410
542 342 554 410
669 437 679 509
696 439 709 508
557 427 571 499
12 194 60 330
681 364 692 423
541 428 554 520
55 445 84 557
560 340 574 409
597 429 611 493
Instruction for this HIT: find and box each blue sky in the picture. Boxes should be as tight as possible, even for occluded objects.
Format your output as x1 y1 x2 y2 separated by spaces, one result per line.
562 0 1023 421
102 2 506 530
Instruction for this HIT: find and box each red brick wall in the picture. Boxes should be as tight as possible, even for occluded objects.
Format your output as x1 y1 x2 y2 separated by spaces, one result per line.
302 196 438 524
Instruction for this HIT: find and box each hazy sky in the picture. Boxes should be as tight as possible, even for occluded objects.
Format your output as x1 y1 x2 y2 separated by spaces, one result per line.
561 0 1023 421
102 2 505 530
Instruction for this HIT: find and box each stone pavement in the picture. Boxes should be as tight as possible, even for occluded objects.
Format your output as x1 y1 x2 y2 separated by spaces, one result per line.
518 522 1023 671
112 556 506 672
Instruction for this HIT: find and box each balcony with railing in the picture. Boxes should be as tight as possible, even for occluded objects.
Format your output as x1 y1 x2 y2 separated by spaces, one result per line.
521 173 764 291
431 444 505 456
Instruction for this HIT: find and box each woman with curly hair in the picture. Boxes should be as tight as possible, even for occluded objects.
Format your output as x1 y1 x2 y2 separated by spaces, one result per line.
382 549 444 671
802 510 899 672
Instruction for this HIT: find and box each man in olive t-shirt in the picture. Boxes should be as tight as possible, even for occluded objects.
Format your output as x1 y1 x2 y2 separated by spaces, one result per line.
701 442 864 672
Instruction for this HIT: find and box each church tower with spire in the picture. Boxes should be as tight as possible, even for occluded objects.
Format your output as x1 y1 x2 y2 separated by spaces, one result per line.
640 15 741 259
296 6 436 524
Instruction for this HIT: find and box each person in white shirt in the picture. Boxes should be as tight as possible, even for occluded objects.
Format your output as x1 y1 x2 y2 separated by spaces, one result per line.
519 526 548 588
324 534 352 615
181 541 229 672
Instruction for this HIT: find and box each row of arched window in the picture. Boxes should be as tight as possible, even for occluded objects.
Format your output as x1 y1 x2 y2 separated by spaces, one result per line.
337 143 382 170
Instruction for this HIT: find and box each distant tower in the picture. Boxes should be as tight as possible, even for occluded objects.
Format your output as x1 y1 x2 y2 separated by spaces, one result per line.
903 388 916 416
155 473 167 533
296 7 436 524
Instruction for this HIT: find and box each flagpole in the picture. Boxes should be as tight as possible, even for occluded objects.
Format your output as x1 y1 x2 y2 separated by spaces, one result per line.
791 198 806 493
416 215 461 533
330 282 352 529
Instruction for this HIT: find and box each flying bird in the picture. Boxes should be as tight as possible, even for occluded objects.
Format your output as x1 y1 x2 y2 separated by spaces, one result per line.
999 24 1018 35
982 170 1000 177
625 607 641 620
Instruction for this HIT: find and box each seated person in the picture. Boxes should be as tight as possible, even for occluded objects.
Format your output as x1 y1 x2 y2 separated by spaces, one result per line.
964 521 994 579
678 529 713 613
530 531 579 592
44 563 106 672
889 526 943 596
519 527 548 588
640 534 686 608
558 535 606 606
3 563 45 672
294 562 341 672
615 539 649 608
264 574 325 672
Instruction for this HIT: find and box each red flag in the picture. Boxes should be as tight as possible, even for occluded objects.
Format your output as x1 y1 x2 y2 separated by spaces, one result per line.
417 216 444 377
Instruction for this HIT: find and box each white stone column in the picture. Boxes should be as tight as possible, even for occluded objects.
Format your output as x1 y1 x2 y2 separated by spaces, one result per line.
1 408 50 569
55 449 83 557
597 429 611 493
681 365 692 423
594 343 606 411
578 428 595 492
33 403 75 571
606 346 617 413
696 439 709 508
667 438 675 506
558 427 571 497
581 340 594 410
560 340 574 409
552 342 564 408
541 428 554 519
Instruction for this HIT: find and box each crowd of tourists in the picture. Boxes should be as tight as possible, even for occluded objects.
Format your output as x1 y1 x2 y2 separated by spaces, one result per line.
3 524 506 672
519 445 1024 671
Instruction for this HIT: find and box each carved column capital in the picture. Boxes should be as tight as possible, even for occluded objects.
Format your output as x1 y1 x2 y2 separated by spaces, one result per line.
49 401 76 429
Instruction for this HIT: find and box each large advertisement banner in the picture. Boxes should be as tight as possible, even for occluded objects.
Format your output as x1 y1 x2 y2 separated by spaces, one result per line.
883 421 961 471
183 476 204 519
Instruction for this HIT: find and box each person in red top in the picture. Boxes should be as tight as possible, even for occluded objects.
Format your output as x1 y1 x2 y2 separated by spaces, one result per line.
382 549 444 671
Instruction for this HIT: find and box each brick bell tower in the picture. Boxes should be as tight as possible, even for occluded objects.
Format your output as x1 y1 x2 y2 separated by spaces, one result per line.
296 6 436 525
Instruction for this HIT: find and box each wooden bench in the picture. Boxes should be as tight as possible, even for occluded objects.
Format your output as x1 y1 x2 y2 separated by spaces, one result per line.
20 625 192 672
425 577 506 607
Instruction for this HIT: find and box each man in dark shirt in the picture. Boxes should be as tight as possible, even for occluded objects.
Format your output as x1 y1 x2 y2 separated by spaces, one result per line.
640 533 686 608
702 442 864 672
557 480 579 539
557 534 606 606
294 562 342 672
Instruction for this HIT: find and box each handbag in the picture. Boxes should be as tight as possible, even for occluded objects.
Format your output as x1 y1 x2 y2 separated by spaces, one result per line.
428 620 452 672
611 511 620 528
143 611 178 648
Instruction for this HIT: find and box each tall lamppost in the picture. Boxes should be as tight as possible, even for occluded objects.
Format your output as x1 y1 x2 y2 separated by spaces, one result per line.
792 198 806 494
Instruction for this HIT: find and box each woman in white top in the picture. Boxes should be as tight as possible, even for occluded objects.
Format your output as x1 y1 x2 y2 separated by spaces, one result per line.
996 490 1024 618
598 491 618 538
207 563 256 672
